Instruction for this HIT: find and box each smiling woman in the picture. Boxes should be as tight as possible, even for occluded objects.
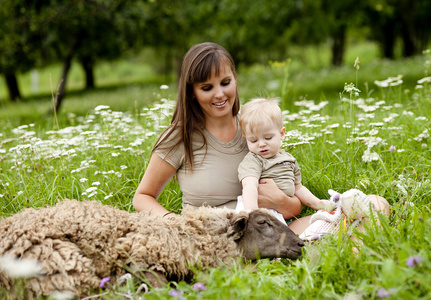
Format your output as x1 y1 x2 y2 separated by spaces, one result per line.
133 42 302 219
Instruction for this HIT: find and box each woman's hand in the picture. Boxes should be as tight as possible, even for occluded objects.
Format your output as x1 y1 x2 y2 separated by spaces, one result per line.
257 178 302 219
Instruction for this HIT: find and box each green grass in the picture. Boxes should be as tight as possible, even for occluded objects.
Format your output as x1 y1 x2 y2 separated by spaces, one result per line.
1 42 431 299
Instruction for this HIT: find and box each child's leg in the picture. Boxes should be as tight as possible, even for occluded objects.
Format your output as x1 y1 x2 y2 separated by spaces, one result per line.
369 195 390 216
359 194 390 229
288 215 312 235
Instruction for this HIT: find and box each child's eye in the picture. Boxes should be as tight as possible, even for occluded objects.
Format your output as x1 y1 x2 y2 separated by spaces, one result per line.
265 136 273 140
249 139 257 143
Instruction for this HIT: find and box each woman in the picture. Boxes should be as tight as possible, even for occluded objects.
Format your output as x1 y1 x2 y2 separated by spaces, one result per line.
133 42 389 235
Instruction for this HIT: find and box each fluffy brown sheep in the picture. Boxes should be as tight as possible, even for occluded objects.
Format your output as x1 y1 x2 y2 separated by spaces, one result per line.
0 199 304 298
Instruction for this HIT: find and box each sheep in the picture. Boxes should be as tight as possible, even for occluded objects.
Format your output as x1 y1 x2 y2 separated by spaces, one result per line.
0 199 304 298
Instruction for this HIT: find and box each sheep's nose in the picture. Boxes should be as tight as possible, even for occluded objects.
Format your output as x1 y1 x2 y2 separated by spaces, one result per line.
298 241 305 247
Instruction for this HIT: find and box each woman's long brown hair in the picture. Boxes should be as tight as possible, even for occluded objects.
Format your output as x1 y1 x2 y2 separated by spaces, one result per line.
152 42 240 169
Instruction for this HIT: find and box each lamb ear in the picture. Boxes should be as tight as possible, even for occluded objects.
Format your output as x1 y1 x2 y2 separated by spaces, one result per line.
229 211 249 241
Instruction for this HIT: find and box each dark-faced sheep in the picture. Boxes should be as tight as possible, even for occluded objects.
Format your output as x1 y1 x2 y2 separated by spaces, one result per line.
0 200 304 298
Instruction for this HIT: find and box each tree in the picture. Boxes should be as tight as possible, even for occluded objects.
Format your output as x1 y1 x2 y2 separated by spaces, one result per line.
364 0 431 59
0 0 145 110
0 1 43 101
286 0 365 67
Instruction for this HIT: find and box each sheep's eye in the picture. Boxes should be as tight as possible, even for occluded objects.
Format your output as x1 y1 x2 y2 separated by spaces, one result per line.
257 220 267 225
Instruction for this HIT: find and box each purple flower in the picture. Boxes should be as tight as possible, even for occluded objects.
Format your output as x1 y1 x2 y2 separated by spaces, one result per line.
99 276 110 288
377 288 391 298
192 282 206 291
389 145 396 152
169 290 182 298
406 255 423 267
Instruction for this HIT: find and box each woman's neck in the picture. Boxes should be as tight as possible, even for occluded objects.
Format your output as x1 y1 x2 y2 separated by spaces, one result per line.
205 115 237 143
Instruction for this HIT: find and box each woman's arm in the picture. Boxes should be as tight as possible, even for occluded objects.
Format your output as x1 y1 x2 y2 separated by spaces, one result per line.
257 179 302 219
133 153 177 216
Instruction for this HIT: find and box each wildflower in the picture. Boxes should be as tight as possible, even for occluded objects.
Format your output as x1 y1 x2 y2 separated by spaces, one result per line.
417 76 431 84
111 152 120 157
374 75 403 88
99 276 110 288
169 290 185 298
0 255 44 278
389 145 396 152
406 255 423 267
362 149 380 162
85 187 97 193
344 83 361 96
49 290 76 300
160 85 169 90
92 182 101 186
117 273 132 285
377 288 391 298
80 178 88 183
354 57 360 69
192 282 206 291
94 105 110 111
369 129 379 136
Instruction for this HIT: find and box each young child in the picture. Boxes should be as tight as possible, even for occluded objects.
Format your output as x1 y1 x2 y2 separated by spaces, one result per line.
236 98 334 224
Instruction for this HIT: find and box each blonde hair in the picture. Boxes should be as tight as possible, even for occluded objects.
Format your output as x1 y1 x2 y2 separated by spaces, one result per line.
239 98 283 136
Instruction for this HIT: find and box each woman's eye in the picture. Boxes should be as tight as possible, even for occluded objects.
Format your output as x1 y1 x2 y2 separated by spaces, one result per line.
221 80 231 86
202 86 212 91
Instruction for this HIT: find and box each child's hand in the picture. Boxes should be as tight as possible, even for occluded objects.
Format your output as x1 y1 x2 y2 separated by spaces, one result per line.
316 200 336 211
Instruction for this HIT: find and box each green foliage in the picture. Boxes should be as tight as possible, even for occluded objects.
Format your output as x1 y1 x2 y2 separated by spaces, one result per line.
0 0 146 99
1 49 431 299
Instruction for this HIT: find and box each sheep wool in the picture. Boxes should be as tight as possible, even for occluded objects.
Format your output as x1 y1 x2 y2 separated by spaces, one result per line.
0 199 246 298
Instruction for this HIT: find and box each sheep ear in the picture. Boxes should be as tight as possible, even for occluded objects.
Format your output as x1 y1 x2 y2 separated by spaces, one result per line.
229 211 249 240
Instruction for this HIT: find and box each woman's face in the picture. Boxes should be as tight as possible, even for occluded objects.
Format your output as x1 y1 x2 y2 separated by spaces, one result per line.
192 62 237 121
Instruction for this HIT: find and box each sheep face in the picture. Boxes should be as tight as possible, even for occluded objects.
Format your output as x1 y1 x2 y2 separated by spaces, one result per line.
232 209 304 260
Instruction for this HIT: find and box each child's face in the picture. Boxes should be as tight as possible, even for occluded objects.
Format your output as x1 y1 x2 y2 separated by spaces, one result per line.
244 123 285 159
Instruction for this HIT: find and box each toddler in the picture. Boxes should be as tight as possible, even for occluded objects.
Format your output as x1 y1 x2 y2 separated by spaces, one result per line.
236 98 334 224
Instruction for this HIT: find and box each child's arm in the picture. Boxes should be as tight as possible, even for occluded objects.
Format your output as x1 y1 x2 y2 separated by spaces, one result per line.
295 183 334 211
241 176 260 210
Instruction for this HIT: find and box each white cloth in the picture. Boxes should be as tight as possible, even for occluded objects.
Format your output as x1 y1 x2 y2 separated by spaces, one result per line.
235 196 288 226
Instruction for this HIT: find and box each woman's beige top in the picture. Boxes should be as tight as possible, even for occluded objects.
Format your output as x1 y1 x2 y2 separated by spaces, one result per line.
155 124 248 209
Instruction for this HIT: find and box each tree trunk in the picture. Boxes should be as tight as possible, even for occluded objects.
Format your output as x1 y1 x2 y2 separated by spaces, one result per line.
381 20 396 59
4 73 21 101
81 56 95 89
54 53 74 113
331 25 346 67
401 23 417 57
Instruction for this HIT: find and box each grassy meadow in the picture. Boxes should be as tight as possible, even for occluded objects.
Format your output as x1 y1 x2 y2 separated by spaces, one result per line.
0 42 431 299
